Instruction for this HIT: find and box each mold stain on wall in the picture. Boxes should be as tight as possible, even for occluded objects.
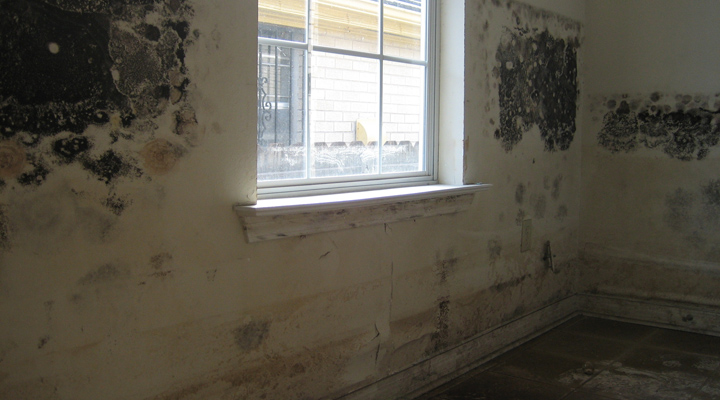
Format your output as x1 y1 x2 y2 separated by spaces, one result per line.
664 180 720 258
594 94 720 160
494 28 579 152
0 0 197 219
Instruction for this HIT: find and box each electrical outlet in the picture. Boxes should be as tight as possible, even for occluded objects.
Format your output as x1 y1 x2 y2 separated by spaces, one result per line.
521 219 532 252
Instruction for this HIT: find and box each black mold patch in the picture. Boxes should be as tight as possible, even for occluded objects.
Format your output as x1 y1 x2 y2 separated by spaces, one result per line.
551 175 563 200
515 183 525 204
37 336 50 349
665 188 695 232
488 239 502 265
0 0 195 190
533 194 547 219
556 204 568 221
597 101 639 153
82 150 140 184
495 29 578 152
597 96 720 160
701 179 720 207
52 136 92 164
78 263 124 285
0 206 9 250
233 320 271 352
493 273 530 292
102 193 132 216
430 298 450 353
17 163 50 186
434 254 458 284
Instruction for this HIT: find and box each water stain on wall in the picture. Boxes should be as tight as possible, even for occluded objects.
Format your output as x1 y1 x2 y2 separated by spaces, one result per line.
596 94 720 160
495 29 579 152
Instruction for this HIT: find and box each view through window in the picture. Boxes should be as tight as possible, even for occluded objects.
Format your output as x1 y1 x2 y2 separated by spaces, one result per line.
258 0 435 195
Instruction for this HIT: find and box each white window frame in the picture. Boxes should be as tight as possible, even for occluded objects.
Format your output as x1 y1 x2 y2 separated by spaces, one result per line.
257 0 439 199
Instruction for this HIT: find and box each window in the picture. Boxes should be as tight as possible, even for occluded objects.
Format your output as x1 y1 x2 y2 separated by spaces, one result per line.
257 0 437 198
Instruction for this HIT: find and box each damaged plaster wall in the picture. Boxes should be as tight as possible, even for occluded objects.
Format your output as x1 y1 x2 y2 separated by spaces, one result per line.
0 1 584 400
581 0 720 307
459 0 583 357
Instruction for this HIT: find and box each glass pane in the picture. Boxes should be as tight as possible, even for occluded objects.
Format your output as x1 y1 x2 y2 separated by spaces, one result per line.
383 0 424 60
259 0 306 42
382 61 424 173
309 52 379 178
257 45 307 181
312 0 379 53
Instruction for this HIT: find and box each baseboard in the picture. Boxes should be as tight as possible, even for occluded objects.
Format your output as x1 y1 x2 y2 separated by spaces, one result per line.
578 293 720 337
336 295 579 400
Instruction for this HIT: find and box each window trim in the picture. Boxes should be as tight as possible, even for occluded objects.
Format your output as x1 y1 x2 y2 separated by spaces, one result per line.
257 0 439 199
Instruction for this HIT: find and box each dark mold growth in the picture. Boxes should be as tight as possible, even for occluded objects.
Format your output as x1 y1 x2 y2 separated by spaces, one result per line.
515 183 525 204
551 175 563 200
533 194 547 219
0 0 195 188
495 29 578 152
17 163 50 186
701 179 720 207
493 273 530 292
233 320 271 352
37 336 50 349
597 101 639 153
434 254 458 284
78 263 124 285
488 239 502 265
664 188 695 232
150 252 173 270
556 204 568 221
597 95 720 160
701 179 720 225
430 298 450 353
52 136 92 164
102 193 132 216
0 206 9 250
82 150 140 184
515 209 526 226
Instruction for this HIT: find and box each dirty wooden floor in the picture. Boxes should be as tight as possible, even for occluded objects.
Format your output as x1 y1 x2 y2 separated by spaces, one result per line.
413 316 720 400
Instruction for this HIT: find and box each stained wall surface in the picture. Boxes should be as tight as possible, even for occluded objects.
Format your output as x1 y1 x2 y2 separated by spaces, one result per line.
581 0 720 305
0 1 583 399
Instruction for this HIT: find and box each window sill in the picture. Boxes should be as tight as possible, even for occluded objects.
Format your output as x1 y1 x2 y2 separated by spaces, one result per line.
234 184 491 243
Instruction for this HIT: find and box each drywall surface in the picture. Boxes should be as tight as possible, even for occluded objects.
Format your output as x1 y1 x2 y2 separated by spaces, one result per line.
0 1 580 399
581 0 720 308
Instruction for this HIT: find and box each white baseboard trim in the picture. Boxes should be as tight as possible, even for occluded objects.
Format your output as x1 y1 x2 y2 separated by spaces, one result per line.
577 293 720 337
336 295 579 400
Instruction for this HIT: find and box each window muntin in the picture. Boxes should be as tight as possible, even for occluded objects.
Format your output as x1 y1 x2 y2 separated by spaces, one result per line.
258 0 435 197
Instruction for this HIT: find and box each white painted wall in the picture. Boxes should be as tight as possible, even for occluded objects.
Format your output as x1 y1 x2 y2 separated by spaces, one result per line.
581 0 720 305
0 0 585 399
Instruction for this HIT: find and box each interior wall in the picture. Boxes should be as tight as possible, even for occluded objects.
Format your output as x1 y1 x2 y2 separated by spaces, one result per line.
581 0 720 307
0 0 583 399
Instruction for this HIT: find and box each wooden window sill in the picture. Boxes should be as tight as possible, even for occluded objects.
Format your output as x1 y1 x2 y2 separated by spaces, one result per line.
234 184 491 243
